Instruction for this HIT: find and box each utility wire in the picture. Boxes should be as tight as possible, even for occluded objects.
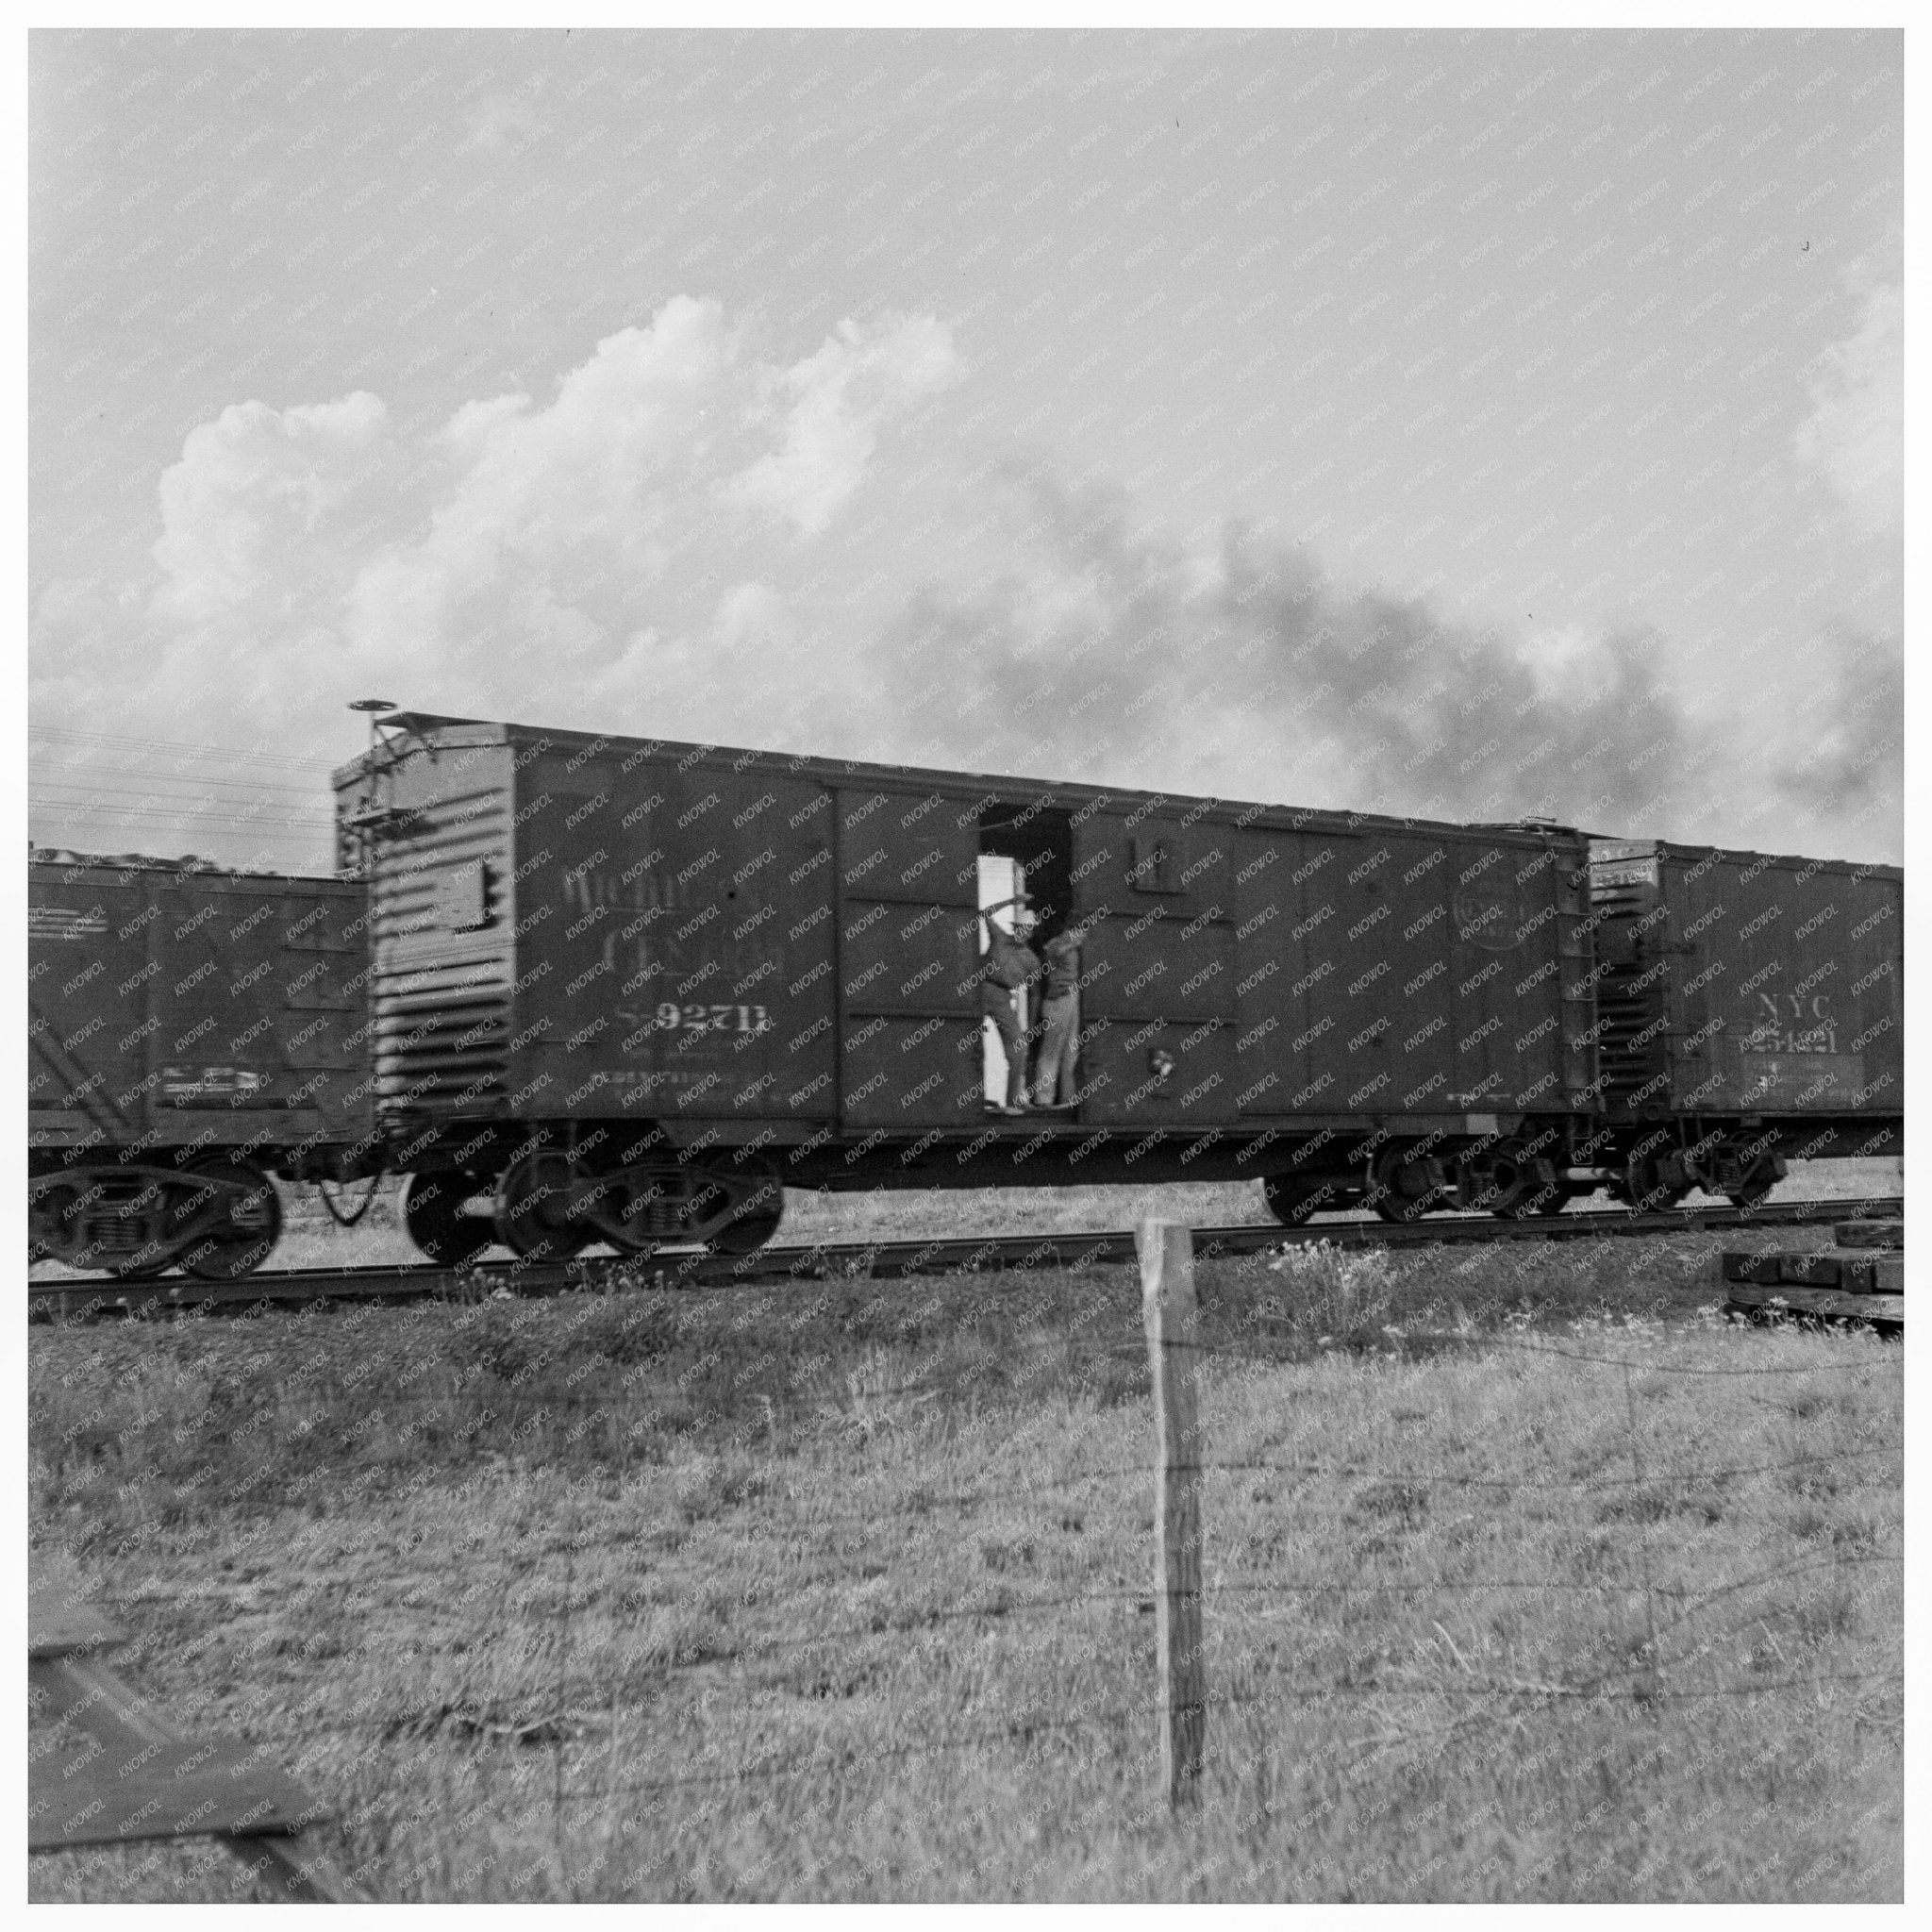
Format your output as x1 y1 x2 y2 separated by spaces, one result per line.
33 725 344 771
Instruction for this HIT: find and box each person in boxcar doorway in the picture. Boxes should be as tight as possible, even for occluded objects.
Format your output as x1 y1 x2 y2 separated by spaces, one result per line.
1032 915 1091 1108
978 894 1042 1112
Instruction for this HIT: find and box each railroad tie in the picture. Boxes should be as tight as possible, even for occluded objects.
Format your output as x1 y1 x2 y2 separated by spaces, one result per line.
1720 1220 1905 1330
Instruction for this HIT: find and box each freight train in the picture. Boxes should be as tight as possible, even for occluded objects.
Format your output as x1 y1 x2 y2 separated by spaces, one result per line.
28 709 1904 1277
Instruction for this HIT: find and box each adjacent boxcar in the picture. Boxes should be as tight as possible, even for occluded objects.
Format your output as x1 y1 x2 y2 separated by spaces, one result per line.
1587 840 1903 1204
336 713 1604 1256
27 855 374 1277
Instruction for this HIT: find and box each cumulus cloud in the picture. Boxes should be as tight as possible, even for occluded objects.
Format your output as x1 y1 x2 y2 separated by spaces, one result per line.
29 297 961 854
1794 224 1903 541
343 298 960 687
723 315 959 537
27 294 1898 870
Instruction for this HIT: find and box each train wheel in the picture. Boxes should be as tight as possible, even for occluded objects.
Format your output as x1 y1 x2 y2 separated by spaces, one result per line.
108 1250 172 1281
402 1172 493 1265
703 1173 786 1257
493 1150 590 1262
1611 1156 1690 1213
1263 1174 1342 1226
1724 1161 1781 1210
28 1174 84 1267
1373 1188 1449 1224
1492 1191 1570 1222
1367 1150 1449 1224
708 1201 786 1257
1484 1154 1565 1221
178 1156 283 1281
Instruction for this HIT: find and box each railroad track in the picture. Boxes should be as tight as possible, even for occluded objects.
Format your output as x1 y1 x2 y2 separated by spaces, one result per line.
26 1195 1901 1324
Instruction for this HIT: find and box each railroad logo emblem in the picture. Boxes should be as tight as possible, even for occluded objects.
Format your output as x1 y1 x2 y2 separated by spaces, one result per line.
1453 877 1520 951
160 1064 269 1099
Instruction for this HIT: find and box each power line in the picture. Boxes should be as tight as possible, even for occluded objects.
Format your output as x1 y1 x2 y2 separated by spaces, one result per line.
33 801 333 828
30 771 337 803
30 799 336 832
32 725 346 772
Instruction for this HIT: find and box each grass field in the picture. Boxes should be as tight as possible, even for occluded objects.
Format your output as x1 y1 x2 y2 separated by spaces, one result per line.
28 1188 1903 1903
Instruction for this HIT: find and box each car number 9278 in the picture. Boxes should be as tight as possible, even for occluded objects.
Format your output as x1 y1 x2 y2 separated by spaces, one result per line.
655 1002 771 1034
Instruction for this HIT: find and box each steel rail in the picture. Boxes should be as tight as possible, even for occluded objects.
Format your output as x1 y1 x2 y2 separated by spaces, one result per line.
26 1195 1900 1324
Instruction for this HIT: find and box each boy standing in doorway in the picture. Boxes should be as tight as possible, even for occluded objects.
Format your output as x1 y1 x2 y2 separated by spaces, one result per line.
978 894 1041 1112
1032 916 1090 1108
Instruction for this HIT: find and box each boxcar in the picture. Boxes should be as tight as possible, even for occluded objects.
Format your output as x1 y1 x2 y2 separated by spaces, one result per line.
27 855 375 1277
1588 839 1903 1204
336 713 1604 1257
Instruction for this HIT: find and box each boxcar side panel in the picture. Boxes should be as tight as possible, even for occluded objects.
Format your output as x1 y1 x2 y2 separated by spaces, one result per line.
1229 824 1588 1124
1227 827 1317 1114
507 745 836 1125
1443 839 1580 1113
146 876 367 1138
29 864 371 1155
1662 850 1903 1118
836 784 984 1127
1070 806 1241 1125
29 868 151 1151
1361 838 1441 1113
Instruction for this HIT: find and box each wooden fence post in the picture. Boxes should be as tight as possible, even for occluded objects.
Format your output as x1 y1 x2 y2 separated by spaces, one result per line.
1139 1217 1205 1807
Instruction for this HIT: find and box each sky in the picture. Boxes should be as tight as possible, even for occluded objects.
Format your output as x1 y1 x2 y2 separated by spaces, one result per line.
27 25 1904 871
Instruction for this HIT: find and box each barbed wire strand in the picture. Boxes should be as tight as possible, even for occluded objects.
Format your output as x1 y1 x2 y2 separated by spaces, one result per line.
537 1665 1905 1807
43 1391 1899 1524
1182 1330 1903 1376
75 1533 1899 1756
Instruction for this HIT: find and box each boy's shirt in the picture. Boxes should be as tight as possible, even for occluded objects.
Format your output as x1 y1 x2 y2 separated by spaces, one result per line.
1040 932 1081 998
984 926 1041 991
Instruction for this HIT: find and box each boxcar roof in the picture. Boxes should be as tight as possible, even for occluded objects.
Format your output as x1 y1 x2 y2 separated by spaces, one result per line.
1590 836 1902 885
332 710 1586 851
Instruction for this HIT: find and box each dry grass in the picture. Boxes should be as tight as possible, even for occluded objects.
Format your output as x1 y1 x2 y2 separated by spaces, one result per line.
29 1222 1902 1902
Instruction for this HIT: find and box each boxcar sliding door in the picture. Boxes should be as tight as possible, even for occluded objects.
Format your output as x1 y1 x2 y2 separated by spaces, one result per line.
1068 806 1241 1127
835 784 986 1128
